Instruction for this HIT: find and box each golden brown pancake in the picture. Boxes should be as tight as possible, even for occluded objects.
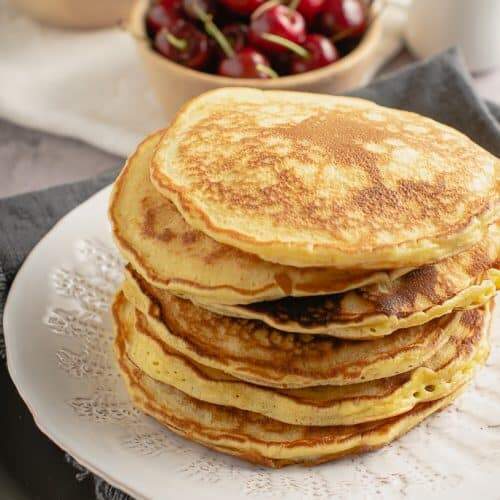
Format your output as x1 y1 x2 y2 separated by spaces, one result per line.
115 291 490 426
193 234 500 338
152 88 498 268
114 298 471 467
122 268 465 389
109 132 408 305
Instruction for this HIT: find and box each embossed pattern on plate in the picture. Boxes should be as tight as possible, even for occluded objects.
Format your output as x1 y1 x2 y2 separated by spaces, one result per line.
4 186 500 500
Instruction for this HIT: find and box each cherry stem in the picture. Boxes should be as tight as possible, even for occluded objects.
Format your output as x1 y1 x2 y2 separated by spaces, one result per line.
260 33 309 58
288 0 300 11
256 64 279 78
164 31 188 50
251 0 281 19
193 5 235 58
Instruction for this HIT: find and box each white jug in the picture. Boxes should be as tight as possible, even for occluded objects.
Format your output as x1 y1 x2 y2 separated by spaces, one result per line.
405 0 500 72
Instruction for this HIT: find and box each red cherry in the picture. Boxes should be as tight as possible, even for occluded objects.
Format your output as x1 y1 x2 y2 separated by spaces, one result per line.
218 47 276 78
219 0 265 15
290 34 338 73
154 23 211 69
146 3 182 36
319 0 367 37
297 0 325 23
249 5 306 53
159 0 183 11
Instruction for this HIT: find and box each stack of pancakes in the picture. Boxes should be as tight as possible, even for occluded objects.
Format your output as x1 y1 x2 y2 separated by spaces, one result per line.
109 89 499 467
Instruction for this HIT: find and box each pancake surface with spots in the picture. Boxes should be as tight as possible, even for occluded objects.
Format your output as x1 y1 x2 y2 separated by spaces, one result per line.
109 132 407 305
152 88 499 268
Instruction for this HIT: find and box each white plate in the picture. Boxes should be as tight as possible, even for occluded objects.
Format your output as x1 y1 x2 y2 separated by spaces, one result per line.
4 185 500 500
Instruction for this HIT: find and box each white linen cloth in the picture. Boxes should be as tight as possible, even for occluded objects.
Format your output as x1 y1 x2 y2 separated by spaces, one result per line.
0 0 406 157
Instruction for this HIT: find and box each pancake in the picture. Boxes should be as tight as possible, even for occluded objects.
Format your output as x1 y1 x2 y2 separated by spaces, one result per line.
151 88 499 269
115 319 470 467
194 234 500 338
114 292 491 426
109 132 408 305
122 268 463 388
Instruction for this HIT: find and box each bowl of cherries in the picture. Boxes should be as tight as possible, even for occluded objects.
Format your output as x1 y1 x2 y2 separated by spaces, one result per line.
129 0 381 115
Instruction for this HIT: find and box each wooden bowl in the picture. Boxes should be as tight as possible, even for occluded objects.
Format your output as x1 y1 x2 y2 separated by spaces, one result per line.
130 0 383 117
9 0 134 29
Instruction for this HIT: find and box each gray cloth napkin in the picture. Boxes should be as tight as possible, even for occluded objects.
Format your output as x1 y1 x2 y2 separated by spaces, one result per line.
0 48 499 500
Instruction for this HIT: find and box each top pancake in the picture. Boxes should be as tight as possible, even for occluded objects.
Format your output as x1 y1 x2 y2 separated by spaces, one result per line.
110 131 406 305
152 88 499 268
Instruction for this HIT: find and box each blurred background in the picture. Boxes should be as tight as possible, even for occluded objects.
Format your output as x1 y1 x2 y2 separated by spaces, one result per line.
0 0 499 197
